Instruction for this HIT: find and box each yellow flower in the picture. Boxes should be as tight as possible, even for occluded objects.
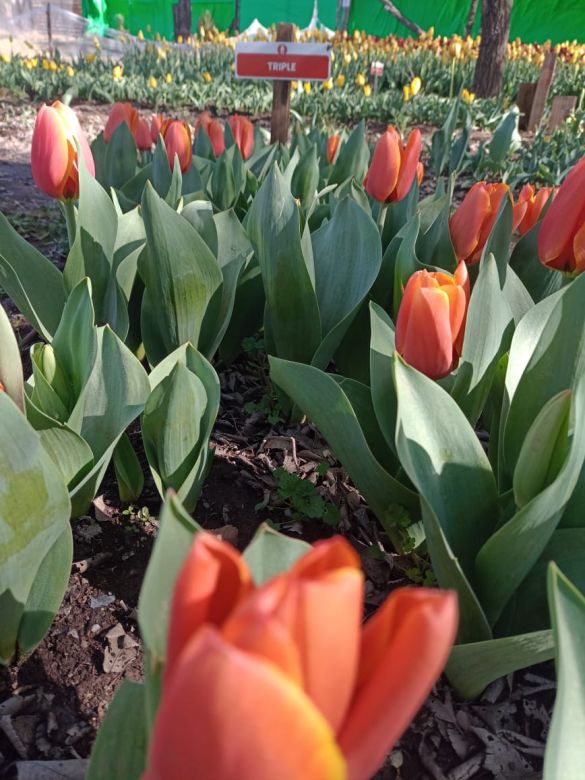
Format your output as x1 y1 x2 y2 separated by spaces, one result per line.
291 80 299 90
402 84 412 102
66 65 75 77
177 34 183 43
323 77 333 90
363 84 371 97
85 53 97 63
336 73 346 87
410 76 422 96
1 53 10 63
461 88 475 104
343 52 352 65
137 30 144 41
148 75 158 88
165 72 172 83
203 71 212 83
304 81 312 94
29 57 38 68
49 60 58 71
112 64 123 79
42 58 50 70
450 40 462 59
355 73 366 86
330 51 335 62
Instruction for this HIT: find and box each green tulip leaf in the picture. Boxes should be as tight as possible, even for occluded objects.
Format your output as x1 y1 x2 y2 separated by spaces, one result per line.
244 524 312 585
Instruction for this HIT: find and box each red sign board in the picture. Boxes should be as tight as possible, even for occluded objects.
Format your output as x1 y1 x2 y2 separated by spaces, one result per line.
235 42 331 81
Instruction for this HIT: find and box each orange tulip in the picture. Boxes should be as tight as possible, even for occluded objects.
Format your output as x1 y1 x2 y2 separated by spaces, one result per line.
142 533 458 780
228 114 254 160
364 127 421 203
327 134 341 164
538 157 585 273
31 100 95 200
150 113 165 144
161 119 192 173
395 262 470 379
103 101 139 143
513 184 554 236
135 118 153 150
449 181 510 265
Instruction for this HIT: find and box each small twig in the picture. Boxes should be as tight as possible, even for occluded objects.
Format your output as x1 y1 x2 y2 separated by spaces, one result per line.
379 0 423 35
73 552 112 574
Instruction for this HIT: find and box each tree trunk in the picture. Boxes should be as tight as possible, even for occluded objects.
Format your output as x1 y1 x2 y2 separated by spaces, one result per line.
230 0 241 34
172 0 191 41
472 0 513 98
465 0 479 37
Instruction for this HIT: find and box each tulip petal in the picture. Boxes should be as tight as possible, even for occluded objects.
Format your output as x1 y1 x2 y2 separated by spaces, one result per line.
573 220 585 273
165 533 252 684
538 158 585 271
393 128 421 202
144 627 347 780
396 286 454 379
449 182 492 263
364 129 401 203
207 120 226 157
338 589 458 780
469 183 509 264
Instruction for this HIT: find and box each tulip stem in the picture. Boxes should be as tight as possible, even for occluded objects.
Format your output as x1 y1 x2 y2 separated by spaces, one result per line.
60 198 77 249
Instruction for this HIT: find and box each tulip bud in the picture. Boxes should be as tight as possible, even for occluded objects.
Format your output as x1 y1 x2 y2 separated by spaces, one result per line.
31 100 95 200
450 181 510 265
150 113 165 144
538 157 585 273
327 134 341 164
161 119 192 173
513 183 554 236
103 101 139 143
364 127 421 203
395 262 470 379
227 114 254 160
135 118 153 151
142 533 458 780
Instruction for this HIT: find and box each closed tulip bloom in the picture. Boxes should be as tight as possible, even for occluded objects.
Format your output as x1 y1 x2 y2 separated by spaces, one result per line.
538 157 585 273
194 111 226 157
150 113 165 143
228 114 254 160
161 119 192 173
396 262 470 379
135 118 153 150
450 181 510 265
364 127 421 203
327 134 341 164
103 101 139 143
513 184 554 236
142 533 458 780
31 101 95 200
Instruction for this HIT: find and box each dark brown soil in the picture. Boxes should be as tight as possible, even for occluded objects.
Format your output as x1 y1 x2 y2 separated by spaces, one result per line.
0 99 552 780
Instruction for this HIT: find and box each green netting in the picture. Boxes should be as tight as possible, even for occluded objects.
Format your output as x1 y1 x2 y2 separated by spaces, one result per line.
105 0 585 43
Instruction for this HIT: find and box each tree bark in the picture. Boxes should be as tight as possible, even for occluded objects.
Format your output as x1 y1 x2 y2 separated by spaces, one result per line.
172 0 191 41
465 0 479 37
379 0 423 36
230 0 241 34
472 0 513 98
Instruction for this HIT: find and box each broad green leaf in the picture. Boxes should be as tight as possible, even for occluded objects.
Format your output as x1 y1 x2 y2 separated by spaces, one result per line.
17 526 73 654
219 261 264 364
291 145 319 210
0 393 70 663
104 121 137 189
446 629 554 699
369 302 398 456
181 200 218 254
393 357 499 576
113 432 144 502
52 278 97 400
72 326 150 459
480 196 513 282
139 183 223 365
68 437 121 519
510 218 564 302
502 274 585 481
209 145 245 210
451 253 514 424
138 492 201 664
86 680 147 780
247 165 321 364
243 524 312 585
270 357 418 544
39 425 94 488
487 107 520 165
392 214 421 316
0 302 24 409
476 373 585 626
328 120 369 186
544 564 585 779
0 212 66 340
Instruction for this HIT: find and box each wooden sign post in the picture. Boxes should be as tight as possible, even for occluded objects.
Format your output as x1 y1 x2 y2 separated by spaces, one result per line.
271 23 294 144
527 51 557 131
234 25 332 145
